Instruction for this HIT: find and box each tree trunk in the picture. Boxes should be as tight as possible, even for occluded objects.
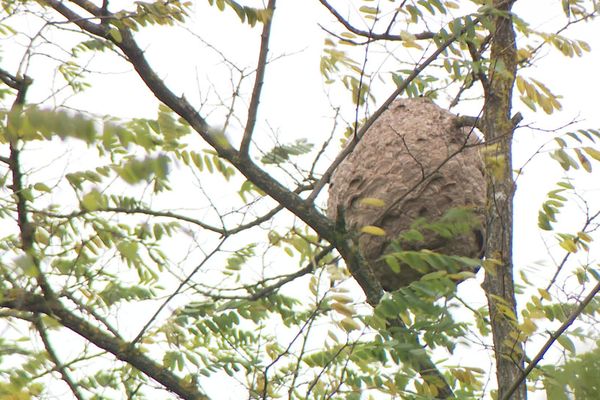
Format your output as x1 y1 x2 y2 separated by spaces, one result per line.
482 1 527 399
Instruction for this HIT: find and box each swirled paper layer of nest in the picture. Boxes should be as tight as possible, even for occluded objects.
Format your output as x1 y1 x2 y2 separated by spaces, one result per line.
327 98 486 291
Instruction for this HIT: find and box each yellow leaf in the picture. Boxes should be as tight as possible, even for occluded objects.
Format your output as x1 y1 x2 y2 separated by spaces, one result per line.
359 197 386 207
481 259 501 275
108 28 122 43
577 231 593 242
33 182 51 192
399 311 412 325
359 5 379 15
329 293 353 304
519 318 537 336
578 40 591 52
516 76 526 94
428 382 439 397
517 49 531 63
559 238 578 253
583 146 600 161
539 96 554 114
448 271 476 280
538 288 551 301
360 225 386 236
402 40 424 50
339 317 361 332
331 302 355 317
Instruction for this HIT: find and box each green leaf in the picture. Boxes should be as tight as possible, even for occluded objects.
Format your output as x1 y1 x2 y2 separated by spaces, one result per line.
358 6 379 15
33 182 52 192
81 189 106 211
557 335 576 354
117 241 139 261
108 28 123 43
385 255 401 273
260 139 314 165
538 211 553 231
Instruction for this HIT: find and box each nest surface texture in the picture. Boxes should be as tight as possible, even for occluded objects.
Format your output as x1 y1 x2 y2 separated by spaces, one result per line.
327 97 486 291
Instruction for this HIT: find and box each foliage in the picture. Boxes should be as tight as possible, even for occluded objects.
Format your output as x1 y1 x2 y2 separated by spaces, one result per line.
542 341 600 399
0 0 599 399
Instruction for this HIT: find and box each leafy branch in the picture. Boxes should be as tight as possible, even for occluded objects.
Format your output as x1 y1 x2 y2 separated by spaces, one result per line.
502 278 600 400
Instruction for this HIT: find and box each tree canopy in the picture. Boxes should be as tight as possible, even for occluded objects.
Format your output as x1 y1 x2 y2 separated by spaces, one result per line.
1 1 599 399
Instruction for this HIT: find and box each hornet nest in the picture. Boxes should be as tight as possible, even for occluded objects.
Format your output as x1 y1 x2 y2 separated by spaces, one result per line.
327 97 486 291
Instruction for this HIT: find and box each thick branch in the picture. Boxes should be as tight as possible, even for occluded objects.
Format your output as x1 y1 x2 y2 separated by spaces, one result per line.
481 1 526 399
41 1 391 314
1 292 208 400
40 0 339 253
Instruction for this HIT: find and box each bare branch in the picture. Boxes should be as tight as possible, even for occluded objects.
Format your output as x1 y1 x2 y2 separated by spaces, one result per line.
240 0 276 155
318 0 434 42
131 238 227 346
33 204 284 236
63 291 123 339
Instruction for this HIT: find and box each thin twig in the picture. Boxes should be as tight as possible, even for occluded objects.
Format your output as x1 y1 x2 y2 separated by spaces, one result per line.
318 0 434 42
33 204 284 236
546 210 600 291
130 238 227 345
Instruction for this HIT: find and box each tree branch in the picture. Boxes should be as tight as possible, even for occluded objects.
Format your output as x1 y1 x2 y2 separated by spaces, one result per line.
501 279 600 400
34 316 86 400
1 292 209 400
33 204 284 237
240 0 276 155
481 1 526 399
131 238 227 346
318 0 435 42
43 0 336 242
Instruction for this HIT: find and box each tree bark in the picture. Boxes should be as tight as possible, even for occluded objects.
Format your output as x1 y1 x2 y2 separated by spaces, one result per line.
482 1 527 399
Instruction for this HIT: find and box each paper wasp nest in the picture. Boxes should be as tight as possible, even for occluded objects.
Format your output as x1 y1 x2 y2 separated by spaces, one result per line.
327 98 485 291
